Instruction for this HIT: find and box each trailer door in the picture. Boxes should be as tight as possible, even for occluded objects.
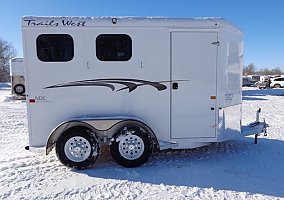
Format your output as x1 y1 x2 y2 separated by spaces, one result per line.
171 32 217 139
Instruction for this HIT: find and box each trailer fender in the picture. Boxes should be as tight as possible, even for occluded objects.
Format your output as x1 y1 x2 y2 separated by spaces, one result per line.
46 119 159 155
83 118 159 146
46 121 96 155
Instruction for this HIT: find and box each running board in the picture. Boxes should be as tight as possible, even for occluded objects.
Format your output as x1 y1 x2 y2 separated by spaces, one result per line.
159 140 178 150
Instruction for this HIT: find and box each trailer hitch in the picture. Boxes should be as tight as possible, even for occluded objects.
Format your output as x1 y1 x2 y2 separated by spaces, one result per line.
251 108 268 144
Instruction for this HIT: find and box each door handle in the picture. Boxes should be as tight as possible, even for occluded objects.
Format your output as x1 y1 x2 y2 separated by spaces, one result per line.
172 82 178 90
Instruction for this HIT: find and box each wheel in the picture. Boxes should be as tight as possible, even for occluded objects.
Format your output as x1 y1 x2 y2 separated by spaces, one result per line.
110 124 152 168
55 127 100 169
274 84 281 88
13 84 25 95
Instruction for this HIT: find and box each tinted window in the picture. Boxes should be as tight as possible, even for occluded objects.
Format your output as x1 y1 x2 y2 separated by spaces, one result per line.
37 34 74 62
96 34 132 61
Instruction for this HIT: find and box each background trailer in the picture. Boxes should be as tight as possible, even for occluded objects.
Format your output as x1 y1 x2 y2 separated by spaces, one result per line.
10 57 25 96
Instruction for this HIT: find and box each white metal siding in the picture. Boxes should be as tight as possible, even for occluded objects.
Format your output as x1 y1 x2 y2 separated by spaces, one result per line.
171 31 218 139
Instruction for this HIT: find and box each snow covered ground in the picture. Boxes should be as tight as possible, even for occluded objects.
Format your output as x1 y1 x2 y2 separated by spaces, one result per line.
0 86 283 200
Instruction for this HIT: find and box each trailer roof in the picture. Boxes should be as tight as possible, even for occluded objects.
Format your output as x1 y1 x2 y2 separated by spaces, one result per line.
10 57 23 62
21 16 242 33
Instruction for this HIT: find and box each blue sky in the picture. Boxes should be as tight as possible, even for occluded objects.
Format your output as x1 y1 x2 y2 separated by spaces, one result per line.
1 0 284 70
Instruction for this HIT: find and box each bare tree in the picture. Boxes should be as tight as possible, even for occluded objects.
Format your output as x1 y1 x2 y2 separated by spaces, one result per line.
271 67 282 75
0 37 16 82
258 68 270 75
243 63 257 76
251 67 283 76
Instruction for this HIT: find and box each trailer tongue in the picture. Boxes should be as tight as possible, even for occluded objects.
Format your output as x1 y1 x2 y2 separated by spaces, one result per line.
241 108 268 144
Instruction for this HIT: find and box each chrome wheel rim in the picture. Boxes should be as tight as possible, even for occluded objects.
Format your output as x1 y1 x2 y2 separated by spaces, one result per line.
118 134 144 160
64 136 91 162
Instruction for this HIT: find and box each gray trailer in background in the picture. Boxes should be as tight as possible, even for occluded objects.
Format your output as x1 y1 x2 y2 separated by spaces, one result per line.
10 57 25 96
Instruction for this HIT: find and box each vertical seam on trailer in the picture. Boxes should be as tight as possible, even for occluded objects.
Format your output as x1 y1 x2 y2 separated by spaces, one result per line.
170 31 172 139
215 32 219 138
169 31 173 140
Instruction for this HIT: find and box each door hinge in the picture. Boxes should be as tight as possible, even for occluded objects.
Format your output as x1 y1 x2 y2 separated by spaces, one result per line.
211 41 220 46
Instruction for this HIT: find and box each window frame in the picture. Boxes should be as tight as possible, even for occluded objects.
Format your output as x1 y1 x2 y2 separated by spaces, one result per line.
36 34 74 62
96 34 132 61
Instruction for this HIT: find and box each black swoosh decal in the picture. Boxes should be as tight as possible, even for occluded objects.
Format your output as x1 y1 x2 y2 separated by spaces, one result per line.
44 78 189 92
45 82 115 91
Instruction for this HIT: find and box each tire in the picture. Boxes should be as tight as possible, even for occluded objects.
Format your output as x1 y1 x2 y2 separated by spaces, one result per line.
110 124 152 168
13 84 25 95
55 127 100 169
274 84 281 88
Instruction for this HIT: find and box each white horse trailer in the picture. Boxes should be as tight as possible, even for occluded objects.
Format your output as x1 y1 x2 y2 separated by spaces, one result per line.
22 16 267 169
10 57 25 96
